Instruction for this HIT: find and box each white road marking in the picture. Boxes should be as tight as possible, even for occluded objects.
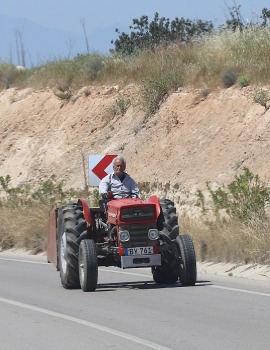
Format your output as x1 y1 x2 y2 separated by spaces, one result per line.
209 285 270 297
0 257 47 264
0 297 171 350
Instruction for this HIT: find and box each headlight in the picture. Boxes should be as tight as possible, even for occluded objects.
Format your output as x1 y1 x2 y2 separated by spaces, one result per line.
119 230 130 242
148 229 159 240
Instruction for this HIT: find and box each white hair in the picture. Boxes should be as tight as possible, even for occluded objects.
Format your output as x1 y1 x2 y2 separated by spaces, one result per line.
113 155 126 166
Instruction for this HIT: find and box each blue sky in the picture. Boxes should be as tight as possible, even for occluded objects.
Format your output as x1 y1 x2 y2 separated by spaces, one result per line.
1 0 269 66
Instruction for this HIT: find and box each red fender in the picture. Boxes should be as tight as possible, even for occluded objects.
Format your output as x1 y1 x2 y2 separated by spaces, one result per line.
78 198 93 226
147 195 161 218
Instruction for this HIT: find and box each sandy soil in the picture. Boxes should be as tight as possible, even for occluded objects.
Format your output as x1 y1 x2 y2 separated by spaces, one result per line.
1 84 270 216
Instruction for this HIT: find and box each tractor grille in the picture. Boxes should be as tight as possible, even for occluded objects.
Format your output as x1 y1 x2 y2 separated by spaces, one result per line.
120 223 156 247
121 205 155 222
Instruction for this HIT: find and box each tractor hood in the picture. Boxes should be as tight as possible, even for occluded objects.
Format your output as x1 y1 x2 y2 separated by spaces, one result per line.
107 196 160 225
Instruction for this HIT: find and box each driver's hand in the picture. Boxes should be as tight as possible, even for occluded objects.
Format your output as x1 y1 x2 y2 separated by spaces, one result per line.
107 191 113 199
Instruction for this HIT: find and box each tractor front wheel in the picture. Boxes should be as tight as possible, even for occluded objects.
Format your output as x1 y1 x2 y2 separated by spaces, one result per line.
175 234 197 286
79 239 98 292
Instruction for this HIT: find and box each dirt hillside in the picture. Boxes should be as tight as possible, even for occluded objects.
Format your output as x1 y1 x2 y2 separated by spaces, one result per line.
1 84 269 214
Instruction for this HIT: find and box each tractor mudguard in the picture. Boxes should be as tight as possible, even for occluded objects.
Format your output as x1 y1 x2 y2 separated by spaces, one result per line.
147 195 161 218
78 198 93 226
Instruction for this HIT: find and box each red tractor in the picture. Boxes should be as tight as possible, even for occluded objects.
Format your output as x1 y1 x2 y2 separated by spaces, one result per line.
47 195 197 292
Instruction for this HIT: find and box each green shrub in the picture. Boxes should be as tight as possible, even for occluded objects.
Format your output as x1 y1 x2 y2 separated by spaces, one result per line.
221 70 238 88
0 174 79 208
140 70 182 114
198 168 270 223
237 75 251 87
84 57 103 80
53 87 72 101
107 94 131 117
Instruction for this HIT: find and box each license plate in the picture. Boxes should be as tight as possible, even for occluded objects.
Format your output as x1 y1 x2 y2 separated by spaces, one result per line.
125 246 153 256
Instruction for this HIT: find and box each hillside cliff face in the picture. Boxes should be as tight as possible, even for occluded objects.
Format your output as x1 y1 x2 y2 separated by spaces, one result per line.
0 85 269 215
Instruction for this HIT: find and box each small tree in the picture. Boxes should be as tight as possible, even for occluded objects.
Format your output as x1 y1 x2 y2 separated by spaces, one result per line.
224 3 245 31
261 8 270 27
198 168 270 223
223 3 270 30
111 12 213 56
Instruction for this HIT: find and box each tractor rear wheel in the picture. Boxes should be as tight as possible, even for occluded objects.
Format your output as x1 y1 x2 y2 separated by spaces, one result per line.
157 199 179 240
153 199 180 284
175 234 197 286
79 239 98 292
57 203 87 289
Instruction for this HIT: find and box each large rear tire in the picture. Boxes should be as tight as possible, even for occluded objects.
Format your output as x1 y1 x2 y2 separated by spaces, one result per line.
176 234 197 286
79 239 98 292
157 199 179 240
153 199 180 284
57 203 87 289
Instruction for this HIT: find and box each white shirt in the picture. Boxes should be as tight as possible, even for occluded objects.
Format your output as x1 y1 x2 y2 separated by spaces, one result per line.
99 173 141 199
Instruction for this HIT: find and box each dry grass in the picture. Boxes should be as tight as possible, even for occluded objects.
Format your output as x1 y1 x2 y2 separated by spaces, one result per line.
1 195 270 265
182 216 270 265
0 205 49 254
3 26 270 92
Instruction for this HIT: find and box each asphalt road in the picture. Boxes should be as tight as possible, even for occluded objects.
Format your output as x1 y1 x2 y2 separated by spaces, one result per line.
0 252 270 350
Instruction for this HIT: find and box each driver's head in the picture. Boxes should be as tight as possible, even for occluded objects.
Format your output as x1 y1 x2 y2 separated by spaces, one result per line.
113 156 126 178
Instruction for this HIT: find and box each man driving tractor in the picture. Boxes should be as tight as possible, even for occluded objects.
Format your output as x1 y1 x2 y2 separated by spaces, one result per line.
99 155 141 199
